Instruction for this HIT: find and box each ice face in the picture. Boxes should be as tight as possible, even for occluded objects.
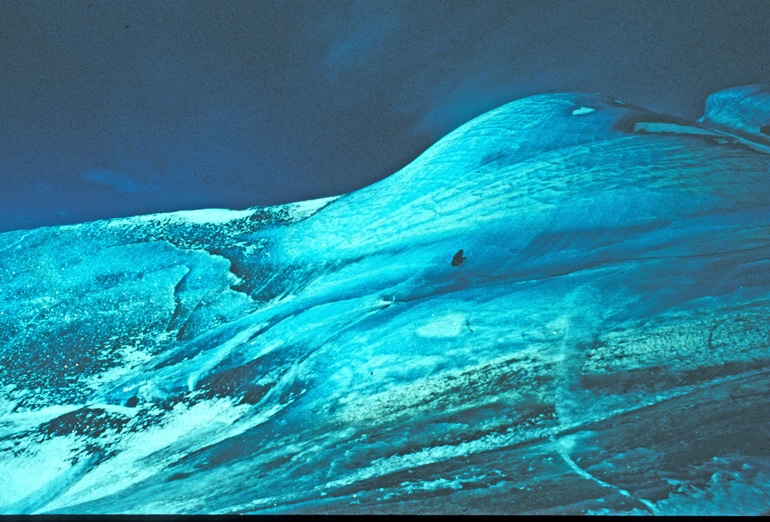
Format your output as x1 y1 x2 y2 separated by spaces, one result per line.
1 87 769 515
700 84 770 143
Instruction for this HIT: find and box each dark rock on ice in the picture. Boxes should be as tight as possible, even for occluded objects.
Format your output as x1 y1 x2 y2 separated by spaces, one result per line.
451 249 466 267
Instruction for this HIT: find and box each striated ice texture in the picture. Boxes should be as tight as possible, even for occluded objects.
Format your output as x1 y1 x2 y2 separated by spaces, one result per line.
1 85 769 515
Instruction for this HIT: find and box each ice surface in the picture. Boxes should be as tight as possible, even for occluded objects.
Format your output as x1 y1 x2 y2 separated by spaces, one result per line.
700 84 770 140
1 86 769 515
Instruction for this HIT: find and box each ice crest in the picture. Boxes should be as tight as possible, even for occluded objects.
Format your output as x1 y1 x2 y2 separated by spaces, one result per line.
699 84 770 142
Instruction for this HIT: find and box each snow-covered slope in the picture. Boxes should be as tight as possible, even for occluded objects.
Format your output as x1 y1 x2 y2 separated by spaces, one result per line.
1 86 769 515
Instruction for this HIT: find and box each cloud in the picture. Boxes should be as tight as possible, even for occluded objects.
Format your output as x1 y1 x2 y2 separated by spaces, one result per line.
322 13 395 80
414 77 532 141
82 169 148 194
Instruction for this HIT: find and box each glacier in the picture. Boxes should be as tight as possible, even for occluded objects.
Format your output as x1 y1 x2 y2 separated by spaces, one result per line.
1 85 769 515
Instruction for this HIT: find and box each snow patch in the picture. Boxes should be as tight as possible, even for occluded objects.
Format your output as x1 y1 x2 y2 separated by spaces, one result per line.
283 196 340 221
0 436 80 510
144 208 255 225
43 398 251 511
572 107 596 115
105 208 256 228
415 313 467 338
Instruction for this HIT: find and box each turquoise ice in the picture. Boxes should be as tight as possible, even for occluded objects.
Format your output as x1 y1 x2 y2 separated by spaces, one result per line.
1 85 769 514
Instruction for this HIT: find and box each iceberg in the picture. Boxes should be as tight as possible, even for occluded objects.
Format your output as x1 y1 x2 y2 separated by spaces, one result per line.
1 86 769 515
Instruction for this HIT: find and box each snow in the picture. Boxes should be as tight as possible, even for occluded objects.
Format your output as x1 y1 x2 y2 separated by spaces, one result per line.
415 313 468 338
571 106 596 115
109 208 257 226
283 196 340 220
1 86 770 515
105 195 338 230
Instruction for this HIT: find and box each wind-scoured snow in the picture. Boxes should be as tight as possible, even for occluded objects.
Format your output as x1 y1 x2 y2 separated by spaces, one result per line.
1 86 769 515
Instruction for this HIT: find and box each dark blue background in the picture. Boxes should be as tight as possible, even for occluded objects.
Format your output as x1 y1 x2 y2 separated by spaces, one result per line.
1 0 768 231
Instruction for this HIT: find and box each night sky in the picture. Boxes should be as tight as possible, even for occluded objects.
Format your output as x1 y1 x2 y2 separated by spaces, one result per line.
1 0 768 232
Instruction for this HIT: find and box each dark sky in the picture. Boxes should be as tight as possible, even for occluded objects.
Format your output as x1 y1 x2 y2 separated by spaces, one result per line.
1 0 768 231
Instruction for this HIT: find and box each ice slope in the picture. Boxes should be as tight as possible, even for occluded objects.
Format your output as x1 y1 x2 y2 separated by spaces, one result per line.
1 86 769 515
700 84 770 144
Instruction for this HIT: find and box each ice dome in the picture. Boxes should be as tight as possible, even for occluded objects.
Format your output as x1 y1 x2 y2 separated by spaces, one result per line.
1 87 769 515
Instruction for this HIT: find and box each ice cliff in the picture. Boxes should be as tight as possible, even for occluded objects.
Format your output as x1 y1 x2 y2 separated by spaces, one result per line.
1 85 769 514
